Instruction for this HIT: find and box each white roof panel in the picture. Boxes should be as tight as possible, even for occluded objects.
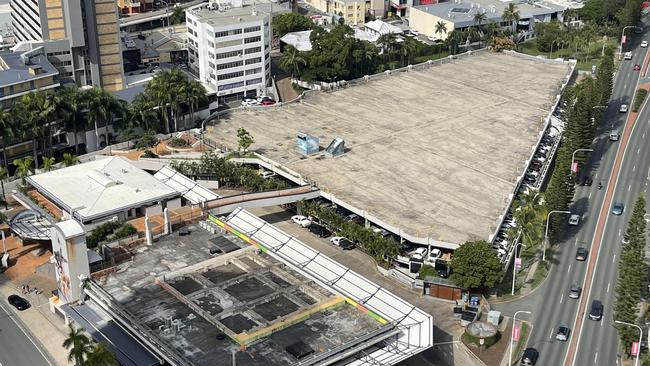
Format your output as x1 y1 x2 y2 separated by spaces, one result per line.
27 156 179 221
153 166 219 205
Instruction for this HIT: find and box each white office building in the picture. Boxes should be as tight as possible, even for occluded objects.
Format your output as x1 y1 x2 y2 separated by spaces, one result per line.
186 0 272 98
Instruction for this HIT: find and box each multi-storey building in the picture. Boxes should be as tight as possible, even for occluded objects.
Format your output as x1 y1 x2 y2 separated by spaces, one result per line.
0 46 59 107
186 1 272 98
10 0 125 91
117 0 154 15
305 0 384 25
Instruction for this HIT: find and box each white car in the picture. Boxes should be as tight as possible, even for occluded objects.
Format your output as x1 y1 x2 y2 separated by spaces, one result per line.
642 41 648 48
291 215 311 227
409 247 428 259
427 35 437 42
330 236 347 246
624 51 633 60
260 170 276 179
410 29 420 36
568 214 581 226
241 98 258 106
619 104 628 113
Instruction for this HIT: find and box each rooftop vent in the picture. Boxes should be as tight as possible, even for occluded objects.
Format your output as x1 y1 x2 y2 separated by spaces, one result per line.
87 169 118 188
27 66 42 75
325 137 345 157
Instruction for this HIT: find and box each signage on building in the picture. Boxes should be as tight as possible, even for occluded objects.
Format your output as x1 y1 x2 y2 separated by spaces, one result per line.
513 326 520 341
632 341 640 356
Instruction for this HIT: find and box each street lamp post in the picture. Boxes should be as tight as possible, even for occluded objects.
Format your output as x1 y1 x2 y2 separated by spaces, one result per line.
620 26 640 58
511 242 526 295
543 210 571 261
615 320 643 366
570 148 594 175
509 310 531 366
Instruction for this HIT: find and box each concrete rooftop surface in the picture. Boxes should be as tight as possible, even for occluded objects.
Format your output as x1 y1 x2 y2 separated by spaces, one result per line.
96 225 384 365
206 51 573 244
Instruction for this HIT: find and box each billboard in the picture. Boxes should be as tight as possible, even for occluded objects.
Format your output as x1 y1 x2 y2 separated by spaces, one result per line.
51 221 89 303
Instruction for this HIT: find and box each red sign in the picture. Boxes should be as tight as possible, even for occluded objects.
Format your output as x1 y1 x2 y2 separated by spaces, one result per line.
632 341 640 356
515 257 522 270
622 35 627 44
571 162 579 173
513 326 520 341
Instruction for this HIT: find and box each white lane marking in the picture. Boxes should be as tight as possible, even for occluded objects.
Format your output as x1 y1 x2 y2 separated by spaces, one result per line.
644 132 647 138
639 147 642 154
595 352 598 363
589 191 593 199
613 254 617 263
634 165 637 172
629 184 632 191
607 282 610 293
568 263 572 273
550 327 555 339
575 238 579 247
560 293 564 304
619 229 622 236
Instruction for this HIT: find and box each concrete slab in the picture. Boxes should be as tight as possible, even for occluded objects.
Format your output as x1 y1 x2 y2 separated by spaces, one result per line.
207 52 573 245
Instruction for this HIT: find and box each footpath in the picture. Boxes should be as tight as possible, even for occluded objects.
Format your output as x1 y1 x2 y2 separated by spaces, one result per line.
0 273 71 366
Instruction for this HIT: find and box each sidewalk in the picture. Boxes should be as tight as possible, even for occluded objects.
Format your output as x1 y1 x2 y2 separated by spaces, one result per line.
0 273 72 366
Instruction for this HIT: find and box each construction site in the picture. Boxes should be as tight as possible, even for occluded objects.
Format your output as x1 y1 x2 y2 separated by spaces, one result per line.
85 208 432 366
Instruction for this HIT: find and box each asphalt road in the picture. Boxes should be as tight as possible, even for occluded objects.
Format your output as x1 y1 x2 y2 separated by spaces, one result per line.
493 24 649 366
0 299 51 366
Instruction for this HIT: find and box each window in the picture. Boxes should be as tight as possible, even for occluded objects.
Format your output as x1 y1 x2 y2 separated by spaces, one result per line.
208 52 215 59
218 60 243 70
246 78 262 85
245 57 261 65
208 62 215 69
217 71 244 80
208 40 214 48
215 28 242 37
244 36 261 44
216 50 241 59
216 39 242 48
218 81 244 91
245 67 261 75
245 46 261 54
244 25 260 33
207 29 214 37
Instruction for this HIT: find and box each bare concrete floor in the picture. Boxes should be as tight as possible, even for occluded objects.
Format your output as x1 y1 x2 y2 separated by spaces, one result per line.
207 52 573 244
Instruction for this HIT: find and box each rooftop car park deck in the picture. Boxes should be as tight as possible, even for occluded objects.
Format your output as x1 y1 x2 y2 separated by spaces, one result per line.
206 51 574 248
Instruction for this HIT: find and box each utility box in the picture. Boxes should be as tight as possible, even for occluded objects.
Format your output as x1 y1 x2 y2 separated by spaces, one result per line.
296 132 320 156
1 252 8 268
487 310 501 327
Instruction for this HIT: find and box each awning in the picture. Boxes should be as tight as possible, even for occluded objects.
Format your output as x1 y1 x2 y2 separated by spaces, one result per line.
62 303 160 366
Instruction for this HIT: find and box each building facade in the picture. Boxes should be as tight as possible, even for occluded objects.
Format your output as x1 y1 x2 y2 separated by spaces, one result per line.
117 0 154 15
306 0 384 25
10 0 125 91
410 0 565 41
186 3 272 98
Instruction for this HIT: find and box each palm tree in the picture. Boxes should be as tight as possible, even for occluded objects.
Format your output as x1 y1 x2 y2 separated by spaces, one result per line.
84 88 122 151
0 166 7 209
58 87 85 155
474 11 487 33
13 156 33 185
280 45 307 78
400 38 418 67
184 80 207 127
42 156 55 172
0 107 15 172
85 343 117 366
129 94 159 132
501 3 520 34
377 33 398 60
62 153 79 167
62 324 93 366
434 21 448 41
445 30 463 55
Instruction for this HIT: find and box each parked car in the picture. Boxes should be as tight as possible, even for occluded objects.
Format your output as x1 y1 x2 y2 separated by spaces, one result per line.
409 29 420 36
589 300 603 321
555 325 571 341
309 223 331 238
568 284 582 299
330 236 355 250
521 348 539 365
611 202 625 215
260 99 276 106
241 98 258 106
568 214 581 226
260 170 276 179
575 247 588 261
7 295 30 311
291 215 307 224
409 247 428 259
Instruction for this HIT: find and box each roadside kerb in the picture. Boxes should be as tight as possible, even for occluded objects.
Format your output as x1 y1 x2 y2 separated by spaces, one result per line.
563 49 650 366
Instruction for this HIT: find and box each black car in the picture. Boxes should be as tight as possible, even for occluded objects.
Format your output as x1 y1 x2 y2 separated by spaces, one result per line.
308 223 331 238
589 300 603 321
8 295 30 311
581 176 593 186
575 247 588 261
521 347 539 365
338 239 355 250
555 325 571 341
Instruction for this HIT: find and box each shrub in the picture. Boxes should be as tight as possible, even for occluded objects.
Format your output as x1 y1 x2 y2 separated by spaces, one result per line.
167 137 189 148
113 224 137 240
141 150 158 159
135 131 159 149
632 89 648 112
87 221 122 248
462 330 500 348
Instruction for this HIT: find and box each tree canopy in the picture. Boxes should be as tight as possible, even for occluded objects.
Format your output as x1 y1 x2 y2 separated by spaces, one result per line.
450 240 503 290
272 12 314 37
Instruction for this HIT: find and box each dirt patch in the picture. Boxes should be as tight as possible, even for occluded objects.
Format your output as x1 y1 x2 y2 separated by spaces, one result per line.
462 323 511 366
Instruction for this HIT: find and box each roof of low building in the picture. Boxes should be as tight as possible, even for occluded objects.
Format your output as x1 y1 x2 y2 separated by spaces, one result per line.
27 156 180 222
414 0 566 28
280 30 313 51
364 20 403 35
0 47 58 87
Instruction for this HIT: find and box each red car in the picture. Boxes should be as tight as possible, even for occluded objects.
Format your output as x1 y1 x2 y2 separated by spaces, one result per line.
634 63 641 71
260 99 276 106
